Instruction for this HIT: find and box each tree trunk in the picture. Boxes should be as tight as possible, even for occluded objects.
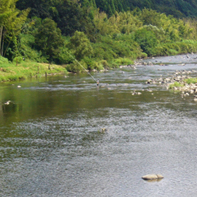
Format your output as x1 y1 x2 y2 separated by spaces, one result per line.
0 26 3 56
1 31 5 56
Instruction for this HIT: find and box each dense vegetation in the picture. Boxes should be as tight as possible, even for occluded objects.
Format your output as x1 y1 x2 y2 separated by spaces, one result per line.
1 0 197 78
93 0 197 18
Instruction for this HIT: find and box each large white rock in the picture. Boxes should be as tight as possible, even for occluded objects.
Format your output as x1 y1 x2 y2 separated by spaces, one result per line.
142 174 164 180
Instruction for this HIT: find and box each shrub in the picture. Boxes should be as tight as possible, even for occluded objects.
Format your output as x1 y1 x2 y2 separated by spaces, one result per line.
83 57 97 70
94 62 104 71
66 60 87 73
139 52 147 58
100 60 109 68
0 56 9 64
168 49 178 55
13 56 23 65
69 31 94 60
114 57 134 65
135 28 157 56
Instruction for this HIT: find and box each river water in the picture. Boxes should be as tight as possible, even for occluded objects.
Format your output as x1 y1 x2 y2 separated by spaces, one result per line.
1 54 197 197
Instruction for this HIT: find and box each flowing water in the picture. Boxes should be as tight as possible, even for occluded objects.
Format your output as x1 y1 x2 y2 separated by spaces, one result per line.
1 54 197 197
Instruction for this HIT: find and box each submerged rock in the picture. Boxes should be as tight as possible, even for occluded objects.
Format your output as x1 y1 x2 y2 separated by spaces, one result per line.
142 174 164 180
99 128 107 133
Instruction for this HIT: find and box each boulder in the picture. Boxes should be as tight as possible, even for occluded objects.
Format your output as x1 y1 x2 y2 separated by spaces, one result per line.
142 174 164 180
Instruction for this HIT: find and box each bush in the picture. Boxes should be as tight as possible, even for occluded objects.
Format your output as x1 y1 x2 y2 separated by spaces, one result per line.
168 49 178 55
57 42 74 64
94 62 104 71
13 56 23 64
139 52 147 58
114 57 134 65
69 31 94 60
92 35 142 62
135 28 157 56
0 56 9 64
83 57 96 70
19 34 48 62
66 60 87 73
100 60 109 68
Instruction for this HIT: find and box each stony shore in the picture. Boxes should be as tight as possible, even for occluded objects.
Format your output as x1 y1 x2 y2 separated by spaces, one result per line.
146 69 197 101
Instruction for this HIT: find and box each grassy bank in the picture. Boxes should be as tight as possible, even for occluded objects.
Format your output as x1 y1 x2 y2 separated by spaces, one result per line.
0 59 67 82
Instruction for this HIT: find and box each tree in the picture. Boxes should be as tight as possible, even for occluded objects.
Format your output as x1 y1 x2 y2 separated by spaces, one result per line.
135 28 157 56
54 0 88 36
16 0 52 18
34 18 64 63
0 0 29 56
69 31 93 60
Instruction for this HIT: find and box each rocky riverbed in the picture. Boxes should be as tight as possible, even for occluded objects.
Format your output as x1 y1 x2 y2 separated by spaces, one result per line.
143 54 197 101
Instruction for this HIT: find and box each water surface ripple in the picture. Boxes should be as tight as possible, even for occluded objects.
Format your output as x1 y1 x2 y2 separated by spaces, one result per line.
1 54 197 196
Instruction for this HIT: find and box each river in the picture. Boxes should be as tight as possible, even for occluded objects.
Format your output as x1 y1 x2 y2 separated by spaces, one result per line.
1 54 197 197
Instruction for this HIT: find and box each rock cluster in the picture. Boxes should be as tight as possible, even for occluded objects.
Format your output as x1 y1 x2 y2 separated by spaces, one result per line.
136 61 154 66
119 65 136 69
146 70 197 101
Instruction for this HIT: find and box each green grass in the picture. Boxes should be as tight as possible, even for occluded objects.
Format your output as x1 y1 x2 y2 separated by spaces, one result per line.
184 78 197 84
0 60 67 82
169 81 184 89
169 78 197 90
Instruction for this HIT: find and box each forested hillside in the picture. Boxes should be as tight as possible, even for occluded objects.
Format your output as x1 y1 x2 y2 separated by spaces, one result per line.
1 0 197 77
93 0 197 18
17 0 197 19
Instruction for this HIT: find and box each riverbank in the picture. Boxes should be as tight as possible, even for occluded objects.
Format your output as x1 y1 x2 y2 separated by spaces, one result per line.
0 60 67 82
1 52 197 84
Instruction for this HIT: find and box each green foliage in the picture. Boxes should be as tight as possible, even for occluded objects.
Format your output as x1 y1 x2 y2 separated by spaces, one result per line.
100 59 109 68
0 0 30 58
93 0 197 18
17 0 96 37
169 82 184 89
92 34 143 62
0 56 9 64
184 78 197 84
13 56 23 64
34 18 64 63
140 52 148 58
0 60 66 82
140 8 162 27
83 57 105 71
135 28 157 56
114 57 133 65
57 47 74 65
69 31 94 60
4 0 197 75
154 40 197 56
83 57 97 70
66 61 87 73
18 34 42 62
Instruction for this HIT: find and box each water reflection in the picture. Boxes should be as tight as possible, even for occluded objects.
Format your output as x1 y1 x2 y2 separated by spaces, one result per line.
2 102 22 113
